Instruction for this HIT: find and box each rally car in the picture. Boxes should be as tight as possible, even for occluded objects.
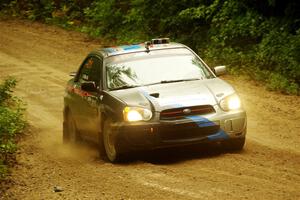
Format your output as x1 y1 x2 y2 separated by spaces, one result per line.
63 38 247 162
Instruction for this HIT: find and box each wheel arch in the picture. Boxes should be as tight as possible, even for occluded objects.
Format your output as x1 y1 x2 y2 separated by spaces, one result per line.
100 108 115 131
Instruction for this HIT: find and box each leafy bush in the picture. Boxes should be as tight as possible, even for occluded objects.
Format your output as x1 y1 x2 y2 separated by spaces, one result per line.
83 0 123 36
266 73 299 95
1 0 299 94
179 0 300 94
0 77 25 178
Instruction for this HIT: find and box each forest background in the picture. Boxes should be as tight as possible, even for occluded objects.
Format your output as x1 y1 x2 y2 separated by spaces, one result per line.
1 0 299 94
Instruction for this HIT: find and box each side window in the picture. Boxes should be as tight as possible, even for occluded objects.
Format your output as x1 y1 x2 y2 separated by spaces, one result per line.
78 56 102 87
78 57 93 82
89 57 102 87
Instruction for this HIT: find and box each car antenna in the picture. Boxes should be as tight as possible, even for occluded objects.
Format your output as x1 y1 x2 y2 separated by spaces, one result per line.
145 41 151 53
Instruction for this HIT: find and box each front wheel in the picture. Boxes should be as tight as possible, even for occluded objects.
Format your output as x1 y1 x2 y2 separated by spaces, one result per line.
102 118 123 163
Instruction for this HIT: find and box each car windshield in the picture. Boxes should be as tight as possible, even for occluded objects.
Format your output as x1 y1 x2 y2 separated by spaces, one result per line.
106 48 214 90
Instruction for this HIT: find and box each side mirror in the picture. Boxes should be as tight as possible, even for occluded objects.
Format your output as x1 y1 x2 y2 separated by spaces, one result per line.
214 66 226 76
81 81 98 92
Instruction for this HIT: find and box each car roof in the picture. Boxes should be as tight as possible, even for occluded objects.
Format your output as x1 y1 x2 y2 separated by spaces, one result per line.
91 42 188 58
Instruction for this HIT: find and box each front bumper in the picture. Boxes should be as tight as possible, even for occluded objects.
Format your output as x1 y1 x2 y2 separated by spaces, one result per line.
112 109 247 153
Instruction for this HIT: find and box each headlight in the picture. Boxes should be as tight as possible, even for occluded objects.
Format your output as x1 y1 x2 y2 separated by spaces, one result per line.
123 107 152 122
219 94 241 111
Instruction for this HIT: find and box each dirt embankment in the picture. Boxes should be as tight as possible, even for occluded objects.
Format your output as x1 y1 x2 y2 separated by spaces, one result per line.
0 19 299 200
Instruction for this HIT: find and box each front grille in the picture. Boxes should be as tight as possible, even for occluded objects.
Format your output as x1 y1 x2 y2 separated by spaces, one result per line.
160 105 215 120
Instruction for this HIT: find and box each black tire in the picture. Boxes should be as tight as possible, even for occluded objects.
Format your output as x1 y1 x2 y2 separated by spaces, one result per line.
98 130 106 160
223 137 245 151
102 118 123 163
63 111 80 144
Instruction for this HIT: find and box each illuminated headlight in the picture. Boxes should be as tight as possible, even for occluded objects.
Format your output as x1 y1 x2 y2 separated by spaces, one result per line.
220 94 241 111
123 107 152 122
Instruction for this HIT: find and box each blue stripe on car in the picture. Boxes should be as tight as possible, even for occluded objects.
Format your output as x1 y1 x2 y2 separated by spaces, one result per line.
185 115 229 140
121 45 142 51
185 116 215 127
207 129 229 140
104 48 116 53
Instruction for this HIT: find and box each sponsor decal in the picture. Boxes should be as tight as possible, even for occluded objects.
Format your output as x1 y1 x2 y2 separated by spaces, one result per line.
85 58 93 69
67 85 92 97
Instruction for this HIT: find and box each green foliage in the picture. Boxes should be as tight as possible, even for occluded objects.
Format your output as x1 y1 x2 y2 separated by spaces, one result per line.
181 0 300 94
0 77 16 105
0 77 26 179
256 28 300 83
1 0 299 94
266 73 299 95
84 0 123 36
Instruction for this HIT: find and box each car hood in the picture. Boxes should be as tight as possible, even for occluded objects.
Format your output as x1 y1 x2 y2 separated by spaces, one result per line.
109 78 235 112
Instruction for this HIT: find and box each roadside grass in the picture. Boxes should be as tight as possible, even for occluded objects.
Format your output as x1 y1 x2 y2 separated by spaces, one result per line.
0 77 26 180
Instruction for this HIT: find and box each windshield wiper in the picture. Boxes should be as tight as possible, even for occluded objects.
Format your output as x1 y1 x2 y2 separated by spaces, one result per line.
110 78 201 90
144 78 201 86
110 84 141 91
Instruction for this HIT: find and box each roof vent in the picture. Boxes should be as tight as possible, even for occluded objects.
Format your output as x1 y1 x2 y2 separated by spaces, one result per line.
151 38 170 44
144 38 170 53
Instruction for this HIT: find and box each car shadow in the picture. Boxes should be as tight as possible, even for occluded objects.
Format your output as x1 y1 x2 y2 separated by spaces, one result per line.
123 143 231 165
76 140 244 165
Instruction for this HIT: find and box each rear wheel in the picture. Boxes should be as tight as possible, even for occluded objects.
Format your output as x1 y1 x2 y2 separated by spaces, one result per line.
102 118 123 162
63 111 80 144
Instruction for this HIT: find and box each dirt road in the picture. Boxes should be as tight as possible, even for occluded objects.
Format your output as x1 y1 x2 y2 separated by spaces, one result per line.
0 19 299 200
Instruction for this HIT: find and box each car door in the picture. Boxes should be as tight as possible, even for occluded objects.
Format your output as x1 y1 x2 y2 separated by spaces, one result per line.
73 55 102 139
